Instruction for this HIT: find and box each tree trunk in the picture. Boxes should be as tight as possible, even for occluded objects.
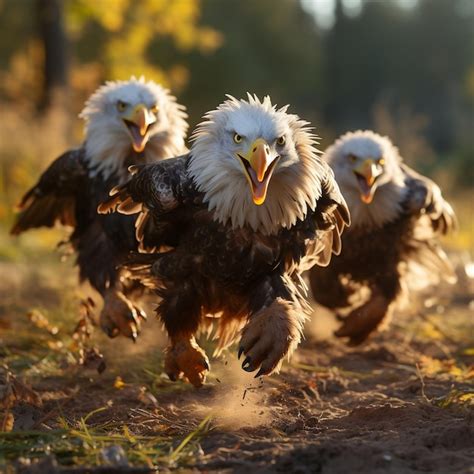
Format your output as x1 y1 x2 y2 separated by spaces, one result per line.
36 0 68 111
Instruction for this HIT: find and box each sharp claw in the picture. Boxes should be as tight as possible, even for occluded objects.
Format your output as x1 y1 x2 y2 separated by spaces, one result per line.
202 360 210 371
131 332 137 343
242 356 253 372
254 367 266 378
167 373 177 381
238 346 245 360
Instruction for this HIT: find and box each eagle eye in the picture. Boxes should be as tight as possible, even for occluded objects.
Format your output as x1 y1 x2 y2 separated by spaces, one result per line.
233 133 243 144
348 154 357 162
378 158 385 166
150 104 159 114
117 100 128 112
277 136 286 146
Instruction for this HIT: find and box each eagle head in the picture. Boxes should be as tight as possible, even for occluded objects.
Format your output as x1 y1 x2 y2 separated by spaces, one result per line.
325 130 406 227
188 94 325 234
80 76 188 178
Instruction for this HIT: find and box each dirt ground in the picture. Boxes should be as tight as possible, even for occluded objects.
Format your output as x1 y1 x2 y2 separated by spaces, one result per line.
0 238 473 473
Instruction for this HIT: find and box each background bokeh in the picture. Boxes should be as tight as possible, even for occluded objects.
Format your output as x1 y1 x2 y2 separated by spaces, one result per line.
0 0 472 250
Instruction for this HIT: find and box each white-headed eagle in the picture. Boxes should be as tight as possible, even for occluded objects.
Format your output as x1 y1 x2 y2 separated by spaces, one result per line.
99 95 349 386
11 77 188 340
309 130 456 345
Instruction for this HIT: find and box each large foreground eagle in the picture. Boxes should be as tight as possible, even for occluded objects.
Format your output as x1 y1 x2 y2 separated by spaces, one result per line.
11 77 188 339
99 95 350 386
309 131 456 345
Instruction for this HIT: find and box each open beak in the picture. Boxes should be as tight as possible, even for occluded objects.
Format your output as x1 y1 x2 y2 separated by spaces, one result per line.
236 138 280 205
122 104 157 152
353 158 383 204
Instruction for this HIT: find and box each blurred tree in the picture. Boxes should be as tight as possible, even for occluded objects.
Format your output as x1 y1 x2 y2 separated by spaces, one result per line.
0 0 221 110
179 0 324 128
36 0 69 111
323 0 474 153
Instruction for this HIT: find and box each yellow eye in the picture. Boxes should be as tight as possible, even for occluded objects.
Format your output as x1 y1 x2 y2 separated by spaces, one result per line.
150 104 159 114
379 158 385 165
277 136 286 146
348 154 357 162
117 100 127 112
233 133 243 144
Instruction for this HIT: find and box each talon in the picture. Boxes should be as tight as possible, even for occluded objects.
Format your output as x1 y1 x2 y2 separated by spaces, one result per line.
242 356 253 371
202 360 210 371
254 367 266 378
238 346 245 360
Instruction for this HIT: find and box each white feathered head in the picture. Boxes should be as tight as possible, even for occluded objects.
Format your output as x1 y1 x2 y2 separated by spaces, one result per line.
324 130 406 228
80 76 188 179
188 94 326 235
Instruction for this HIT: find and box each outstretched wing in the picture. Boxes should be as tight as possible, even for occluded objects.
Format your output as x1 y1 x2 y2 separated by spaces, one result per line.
11 148 88 235
301 163 351 270
98 154 192 249
402 163 457 235
401 164 457 286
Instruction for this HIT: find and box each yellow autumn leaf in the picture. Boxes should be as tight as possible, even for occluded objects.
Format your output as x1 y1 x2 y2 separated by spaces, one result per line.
114 376 126 390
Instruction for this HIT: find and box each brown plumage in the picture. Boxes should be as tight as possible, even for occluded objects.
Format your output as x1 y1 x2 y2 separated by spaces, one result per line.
11 78 188 340
309 131 456 345
99 95 349 386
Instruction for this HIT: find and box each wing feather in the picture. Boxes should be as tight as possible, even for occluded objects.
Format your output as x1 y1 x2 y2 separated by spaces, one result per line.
402 163 457 235
11 148 87 235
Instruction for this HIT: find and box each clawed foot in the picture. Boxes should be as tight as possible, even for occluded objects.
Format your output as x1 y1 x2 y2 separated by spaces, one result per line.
100 290 147 341
335 294 389 345
164 337 210 388
238 298 304 378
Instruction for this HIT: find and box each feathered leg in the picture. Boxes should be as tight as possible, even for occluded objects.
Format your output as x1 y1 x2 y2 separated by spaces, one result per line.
309 266 354 309
153 253 210 387
238 275 308 377
335 273 400 345
76 226 147 340
99 286 147 341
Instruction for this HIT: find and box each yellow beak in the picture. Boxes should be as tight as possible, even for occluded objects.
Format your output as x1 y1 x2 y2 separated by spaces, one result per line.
122 104 157 152
236 138 280 205
353 158 383 204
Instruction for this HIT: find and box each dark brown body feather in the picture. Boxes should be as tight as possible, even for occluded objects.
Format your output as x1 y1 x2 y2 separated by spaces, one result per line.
309 165 456 344
11 147 148 295
100 154 349 377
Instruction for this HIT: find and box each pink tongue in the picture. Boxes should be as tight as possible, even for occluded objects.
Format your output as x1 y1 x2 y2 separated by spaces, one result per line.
129 124 146 150
356 175 374 203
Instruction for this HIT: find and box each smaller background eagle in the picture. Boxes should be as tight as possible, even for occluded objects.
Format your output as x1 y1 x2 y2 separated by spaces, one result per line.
309 130 456 345
11 77 188 340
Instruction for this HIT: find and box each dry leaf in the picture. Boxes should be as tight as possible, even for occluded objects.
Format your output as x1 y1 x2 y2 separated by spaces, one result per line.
0 411 14 432
27 310 58 335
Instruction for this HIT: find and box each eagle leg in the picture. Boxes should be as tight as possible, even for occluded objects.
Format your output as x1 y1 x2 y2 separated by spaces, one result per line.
100 289 147 341
158 281 209 387
239 297 305 377
310 267 354 309
334 291 391 345
164 336 210 388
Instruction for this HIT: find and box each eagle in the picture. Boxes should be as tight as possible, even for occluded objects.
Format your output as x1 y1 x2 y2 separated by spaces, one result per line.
11 77 188 340
309 130 456 345
99 94 350 386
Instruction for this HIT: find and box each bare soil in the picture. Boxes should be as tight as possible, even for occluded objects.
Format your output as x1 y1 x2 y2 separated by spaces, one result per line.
0 245 473 474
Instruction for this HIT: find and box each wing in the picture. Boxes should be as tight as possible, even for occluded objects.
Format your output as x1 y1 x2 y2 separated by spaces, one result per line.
401 164 457 286
11 148 88 235
302 163 351 270
98 154 193 250
401 163 457 235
